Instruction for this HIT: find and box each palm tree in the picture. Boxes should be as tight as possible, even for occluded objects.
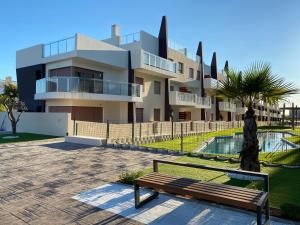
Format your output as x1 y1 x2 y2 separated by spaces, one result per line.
217 62 298 172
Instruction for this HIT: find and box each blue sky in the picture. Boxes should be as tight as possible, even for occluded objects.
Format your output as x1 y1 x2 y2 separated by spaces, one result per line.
1 0 300 93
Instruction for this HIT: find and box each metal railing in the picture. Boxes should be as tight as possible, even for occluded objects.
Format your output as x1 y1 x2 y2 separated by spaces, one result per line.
203 78 221 89
36 76 141 97
219 101 237 112
120 32 140 45
169 91 211 108
43 36 76 57
168 39 197 61
196 96 211 108
143 51 177 73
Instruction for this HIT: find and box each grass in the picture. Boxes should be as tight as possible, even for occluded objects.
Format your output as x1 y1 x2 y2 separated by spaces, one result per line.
141 125 300 165
138 125 300 212
142 156 300 210
141 127 243 152
0 132 58 144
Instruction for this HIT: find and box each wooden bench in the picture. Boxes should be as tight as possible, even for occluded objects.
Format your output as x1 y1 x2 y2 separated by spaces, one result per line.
134 160 270 225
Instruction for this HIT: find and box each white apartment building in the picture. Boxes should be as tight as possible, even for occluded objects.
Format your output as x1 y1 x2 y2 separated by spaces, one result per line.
16 16 281 123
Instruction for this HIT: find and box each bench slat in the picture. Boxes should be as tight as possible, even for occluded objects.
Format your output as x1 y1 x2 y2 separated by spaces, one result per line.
136 173 265 210
140 175 262 201
143 173 261 197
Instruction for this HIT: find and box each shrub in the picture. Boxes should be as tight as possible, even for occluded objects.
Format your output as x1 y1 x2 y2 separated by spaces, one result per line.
280 203 300 219
119 170 144 185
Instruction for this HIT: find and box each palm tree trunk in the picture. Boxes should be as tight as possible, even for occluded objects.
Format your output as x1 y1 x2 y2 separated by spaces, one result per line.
240 105 261 172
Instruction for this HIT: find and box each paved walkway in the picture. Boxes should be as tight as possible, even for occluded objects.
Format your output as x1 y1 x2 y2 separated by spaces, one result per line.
73 183 298 225
0 139 177 225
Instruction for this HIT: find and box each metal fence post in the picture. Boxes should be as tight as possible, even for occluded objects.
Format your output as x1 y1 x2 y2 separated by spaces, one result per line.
139 123 142 138
171 117 174 140
180 123 183 153
106 120 110 143
73 119 76 136
292 103 295 130
132 122 135 144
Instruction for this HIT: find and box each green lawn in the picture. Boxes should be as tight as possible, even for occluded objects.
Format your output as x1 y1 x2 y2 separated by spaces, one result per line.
0 133 58 144
142 127 243 152
138 125 300 212
142 156 300 210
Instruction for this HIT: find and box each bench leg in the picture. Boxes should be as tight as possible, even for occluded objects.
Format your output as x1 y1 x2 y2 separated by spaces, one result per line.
263 199 270 225
256 205 262 225
134 183 159 209
265 199 270 221
256 200 270 225
134 183 140 208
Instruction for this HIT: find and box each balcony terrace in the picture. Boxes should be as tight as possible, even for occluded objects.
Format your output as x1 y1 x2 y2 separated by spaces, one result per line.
169 91 211 109
219 101 236 112
203 78 221 91
35 77 142 102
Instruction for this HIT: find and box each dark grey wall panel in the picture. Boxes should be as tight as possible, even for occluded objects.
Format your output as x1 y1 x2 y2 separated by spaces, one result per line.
127 51 135 123
16 64 45 112
158 16 170 121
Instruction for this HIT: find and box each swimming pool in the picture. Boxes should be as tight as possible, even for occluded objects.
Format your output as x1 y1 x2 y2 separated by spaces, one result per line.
201 132 297 154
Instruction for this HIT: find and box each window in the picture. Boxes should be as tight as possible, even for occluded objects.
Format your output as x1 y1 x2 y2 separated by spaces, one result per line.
197 70 201 81
154 108 160 121
154 81 161 94
170 85 174 91
135 77 144 92
189 68 194 79
178 62 184 74
49 66 103 79
136 108 144 122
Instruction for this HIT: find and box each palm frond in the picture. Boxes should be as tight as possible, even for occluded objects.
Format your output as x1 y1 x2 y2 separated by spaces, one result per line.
217 61 299 106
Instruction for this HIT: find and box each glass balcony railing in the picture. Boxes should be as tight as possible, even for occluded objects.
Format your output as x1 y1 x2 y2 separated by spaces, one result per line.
196 96 211 107
36 77 141 97
43 36 76 57
219 101 237 112
169 91 211 108
204 78 221 89
178 92 195 103
120 32 140 45
143 51 177 73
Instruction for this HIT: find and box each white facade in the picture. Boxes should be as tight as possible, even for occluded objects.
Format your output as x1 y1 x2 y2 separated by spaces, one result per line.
16 20 281 123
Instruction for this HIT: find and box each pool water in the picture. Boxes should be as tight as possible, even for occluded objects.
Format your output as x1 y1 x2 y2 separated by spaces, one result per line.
202 132 295 154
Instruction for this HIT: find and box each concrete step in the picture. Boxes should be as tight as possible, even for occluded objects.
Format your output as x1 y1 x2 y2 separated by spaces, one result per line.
65 136 106 146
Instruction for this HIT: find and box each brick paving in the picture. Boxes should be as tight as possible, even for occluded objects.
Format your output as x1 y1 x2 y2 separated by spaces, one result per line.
0 139 177 225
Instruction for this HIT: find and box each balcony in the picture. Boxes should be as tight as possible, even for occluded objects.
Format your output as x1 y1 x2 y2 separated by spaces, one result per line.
219 101 236 112
254 109 260 116
203 78 221 91
260 110 267 117
195 96 211 109
169 91 211 109
35 77 142 102
236 106 247 114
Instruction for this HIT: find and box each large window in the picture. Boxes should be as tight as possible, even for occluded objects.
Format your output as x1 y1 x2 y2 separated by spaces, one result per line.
49 66 103 79
189 68 194 79
136 108 144 122
135 77 144 92
178 62 184 74
154 81 161 95
154 108 161 121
